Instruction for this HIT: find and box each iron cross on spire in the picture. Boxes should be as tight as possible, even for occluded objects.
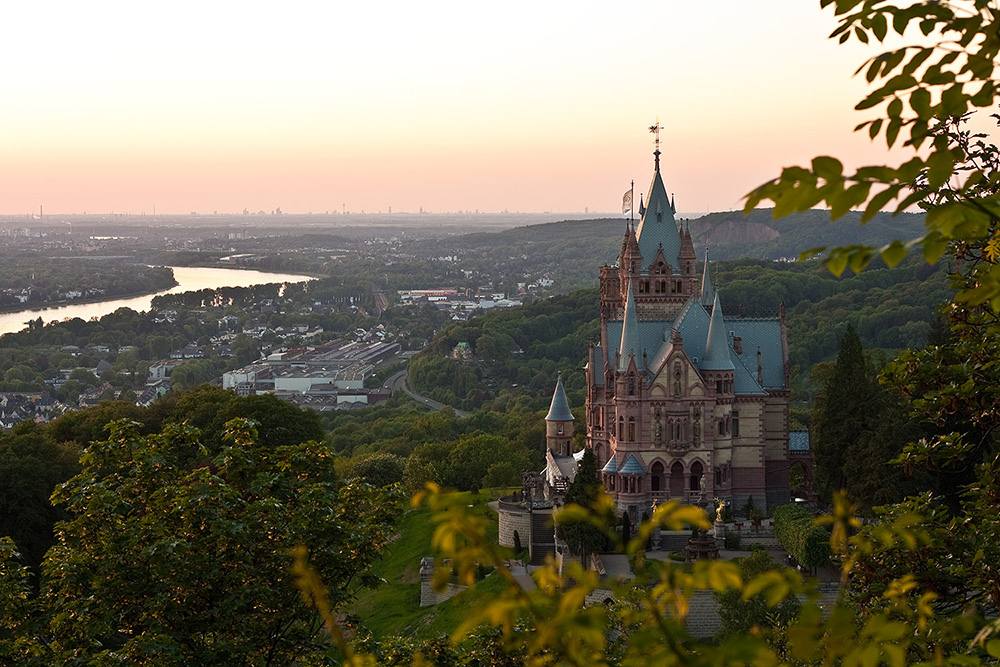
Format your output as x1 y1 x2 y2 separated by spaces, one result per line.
648 119 662 170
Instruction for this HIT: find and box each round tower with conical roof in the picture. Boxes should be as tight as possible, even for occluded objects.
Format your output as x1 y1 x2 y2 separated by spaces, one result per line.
545 374 574 457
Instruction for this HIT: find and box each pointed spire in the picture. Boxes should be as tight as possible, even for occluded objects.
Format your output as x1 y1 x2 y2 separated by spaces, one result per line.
545 373 574 422
618 280 642 371
670 193 676 214
635 129 682 272
701 293 734 371
700 247 715 308
638 194 645 217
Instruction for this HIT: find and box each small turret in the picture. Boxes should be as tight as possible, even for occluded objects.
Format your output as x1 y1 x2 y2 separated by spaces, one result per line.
700 247 715 308
545 374 574 456
702 293 734 372
618 280 642 371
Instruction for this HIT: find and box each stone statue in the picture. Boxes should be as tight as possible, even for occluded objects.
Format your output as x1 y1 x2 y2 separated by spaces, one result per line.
673 377 682 397
692 415 701 441
652 418 662 443
715 498 726 523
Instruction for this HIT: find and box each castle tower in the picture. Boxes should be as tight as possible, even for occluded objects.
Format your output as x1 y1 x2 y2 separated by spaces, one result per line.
584 125 792 519
545 374 574 457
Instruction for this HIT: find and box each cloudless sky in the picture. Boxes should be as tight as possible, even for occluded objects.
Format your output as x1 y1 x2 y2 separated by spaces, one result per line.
0 1 934 215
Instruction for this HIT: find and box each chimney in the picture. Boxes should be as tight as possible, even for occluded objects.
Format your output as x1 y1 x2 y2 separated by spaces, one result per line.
733 336 742 354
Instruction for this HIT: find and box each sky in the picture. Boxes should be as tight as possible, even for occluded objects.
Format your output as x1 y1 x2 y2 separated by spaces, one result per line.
0 1 939 216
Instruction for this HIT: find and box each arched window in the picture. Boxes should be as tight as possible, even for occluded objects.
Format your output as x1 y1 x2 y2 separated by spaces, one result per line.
618 417 624 440
628 417 636 442
651 462 664 492
690 461 704 492
732 411 740 438
670 462 685 497
628 375 636 396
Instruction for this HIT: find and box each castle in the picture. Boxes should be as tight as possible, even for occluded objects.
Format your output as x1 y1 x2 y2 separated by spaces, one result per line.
549 138 793 514
500 135 797 563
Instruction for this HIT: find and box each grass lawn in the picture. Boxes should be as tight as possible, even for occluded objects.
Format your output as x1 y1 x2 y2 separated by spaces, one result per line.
349 488 512 639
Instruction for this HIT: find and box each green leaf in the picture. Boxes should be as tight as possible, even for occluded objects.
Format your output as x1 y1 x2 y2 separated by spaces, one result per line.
909 87 931 116
812 156 844 180
886 97 903 119
885 117 902 148
872 13 887 40
868 118 884 139
926 149 955 189
986 639 1000 659
826 250 849 277
880 240 908 267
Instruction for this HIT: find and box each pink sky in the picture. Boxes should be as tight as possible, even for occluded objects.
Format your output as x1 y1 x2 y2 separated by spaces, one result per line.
0 1 945 215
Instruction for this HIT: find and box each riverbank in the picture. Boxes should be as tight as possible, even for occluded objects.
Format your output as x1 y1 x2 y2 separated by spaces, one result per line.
0 280 180 317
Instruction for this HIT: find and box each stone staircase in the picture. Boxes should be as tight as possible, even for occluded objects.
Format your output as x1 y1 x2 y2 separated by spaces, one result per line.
529 510 555 565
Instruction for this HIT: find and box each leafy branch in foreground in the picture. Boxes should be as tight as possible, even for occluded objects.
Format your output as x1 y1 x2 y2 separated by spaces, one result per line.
746 0 1000 306
313 485 995 666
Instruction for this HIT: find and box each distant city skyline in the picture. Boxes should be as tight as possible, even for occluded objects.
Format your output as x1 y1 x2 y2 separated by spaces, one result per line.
0 1 952 216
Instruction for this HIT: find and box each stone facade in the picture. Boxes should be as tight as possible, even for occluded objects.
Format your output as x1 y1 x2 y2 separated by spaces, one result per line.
585 145 792 521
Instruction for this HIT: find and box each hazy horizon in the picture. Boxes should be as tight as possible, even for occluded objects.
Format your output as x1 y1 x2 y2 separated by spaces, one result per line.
1 0 970 216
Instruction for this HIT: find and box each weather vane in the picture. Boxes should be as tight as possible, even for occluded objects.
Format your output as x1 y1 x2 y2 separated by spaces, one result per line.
649 119 662 169
648 119 661 153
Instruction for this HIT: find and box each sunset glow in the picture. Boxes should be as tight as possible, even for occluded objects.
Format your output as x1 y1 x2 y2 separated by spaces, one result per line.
0 0 942 215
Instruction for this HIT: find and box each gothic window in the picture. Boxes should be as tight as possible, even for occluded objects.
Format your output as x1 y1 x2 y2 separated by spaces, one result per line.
628 375 636 396
618 417 624 440
690 461 704 492
651 462 664 492
732 411 740 438
718 420 725 436
628 417 635 442
660 280 667 293
716 379 722 394
557 423 564 435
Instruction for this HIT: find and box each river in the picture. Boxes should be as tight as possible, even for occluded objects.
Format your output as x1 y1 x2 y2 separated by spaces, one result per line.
0 266 315 337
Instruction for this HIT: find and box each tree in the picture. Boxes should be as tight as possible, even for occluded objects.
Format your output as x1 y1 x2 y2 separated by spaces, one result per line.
12 419 402 664
746 1 1000 309
556 449 610 565
811 324 878 499
714 548 800 640
351 452 405 488
0 422 80 578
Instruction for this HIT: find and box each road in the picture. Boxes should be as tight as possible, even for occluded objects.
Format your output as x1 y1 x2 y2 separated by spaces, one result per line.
384 370 468 417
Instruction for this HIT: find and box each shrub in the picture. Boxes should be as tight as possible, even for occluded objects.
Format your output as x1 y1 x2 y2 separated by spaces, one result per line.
724 531 741 551
773 504 830 569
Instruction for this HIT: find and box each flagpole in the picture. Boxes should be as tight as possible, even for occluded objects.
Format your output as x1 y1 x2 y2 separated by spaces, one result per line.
630 180 634 222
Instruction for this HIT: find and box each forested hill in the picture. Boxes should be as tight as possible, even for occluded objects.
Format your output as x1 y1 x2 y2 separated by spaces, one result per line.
689 209 926 260
409 253 951 413
416 209 927 293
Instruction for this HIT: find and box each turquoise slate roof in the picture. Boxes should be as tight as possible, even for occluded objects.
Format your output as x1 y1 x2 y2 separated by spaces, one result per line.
602 456 618 473
731 349 767 395
728 319 786 389
618 281 643 371
701 293 735 371
790 431 810 451
635 165 682 271
619 454 645 475
546 375 574 422
604 296 787 393
590 344 605 387
700 249 715 308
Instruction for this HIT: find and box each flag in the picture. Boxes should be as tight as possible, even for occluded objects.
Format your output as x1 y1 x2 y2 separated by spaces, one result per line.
622 190 632 216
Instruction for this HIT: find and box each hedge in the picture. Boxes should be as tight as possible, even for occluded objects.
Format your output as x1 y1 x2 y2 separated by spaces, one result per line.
773 504 830 569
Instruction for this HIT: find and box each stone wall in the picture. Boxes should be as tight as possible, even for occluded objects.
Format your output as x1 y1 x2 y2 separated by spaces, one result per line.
419 557 469 608
497 502 532 549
